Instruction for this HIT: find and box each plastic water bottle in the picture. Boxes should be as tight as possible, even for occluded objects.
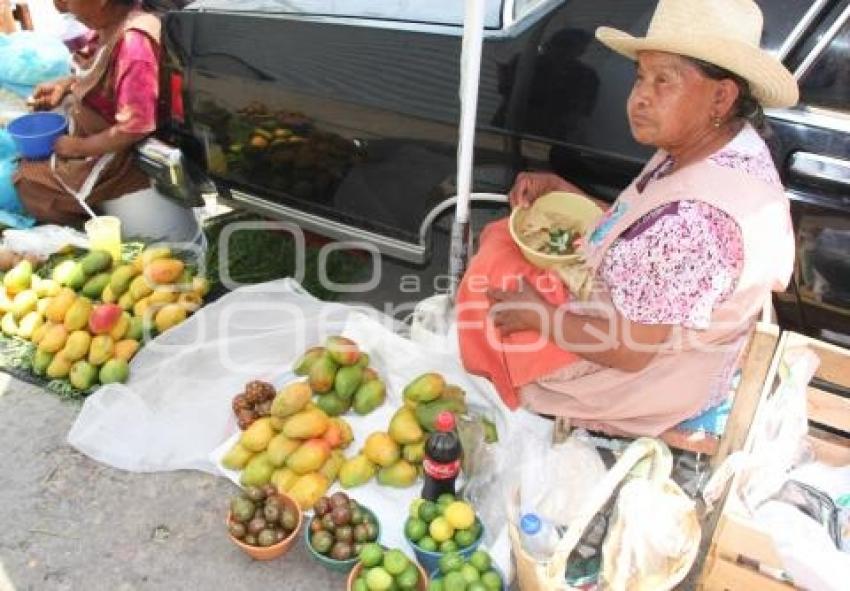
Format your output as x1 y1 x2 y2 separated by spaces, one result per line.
520 512 559 562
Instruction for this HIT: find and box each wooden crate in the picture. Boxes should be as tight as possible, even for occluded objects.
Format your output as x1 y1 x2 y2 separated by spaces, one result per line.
699 331 850 590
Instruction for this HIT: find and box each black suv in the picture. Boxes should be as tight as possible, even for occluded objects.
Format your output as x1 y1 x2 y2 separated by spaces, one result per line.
156 0 850 343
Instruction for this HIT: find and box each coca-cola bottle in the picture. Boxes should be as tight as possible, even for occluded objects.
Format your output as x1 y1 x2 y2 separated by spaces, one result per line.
421 411 462 501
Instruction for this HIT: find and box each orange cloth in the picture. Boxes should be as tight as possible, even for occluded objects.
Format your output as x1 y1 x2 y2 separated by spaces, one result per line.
457 218 579 409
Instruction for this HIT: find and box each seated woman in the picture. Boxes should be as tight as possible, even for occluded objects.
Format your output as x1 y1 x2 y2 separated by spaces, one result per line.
14 0 198 244
457 0 797 436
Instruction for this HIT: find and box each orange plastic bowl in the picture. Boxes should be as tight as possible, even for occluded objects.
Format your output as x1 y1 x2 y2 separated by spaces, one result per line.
227 491 303 560
347 560 429 591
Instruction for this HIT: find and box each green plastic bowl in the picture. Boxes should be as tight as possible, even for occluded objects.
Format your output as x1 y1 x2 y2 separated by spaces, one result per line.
304 506 381 573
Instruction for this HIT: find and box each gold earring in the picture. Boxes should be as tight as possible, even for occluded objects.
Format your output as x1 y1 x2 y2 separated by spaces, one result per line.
712 117 723 128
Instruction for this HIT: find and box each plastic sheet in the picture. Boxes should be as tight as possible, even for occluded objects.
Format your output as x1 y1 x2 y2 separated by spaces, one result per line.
0 32 71 90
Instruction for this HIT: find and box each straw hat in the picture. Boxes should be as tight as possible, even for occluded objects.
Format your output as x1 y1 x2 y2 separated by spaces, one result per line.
596 0 798 109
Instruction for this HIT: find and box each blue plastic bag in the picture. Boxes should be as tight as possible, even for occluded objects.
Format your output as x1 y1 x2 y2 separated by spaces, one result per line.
0 129 16 161
0 32 71 88
0 130 34 229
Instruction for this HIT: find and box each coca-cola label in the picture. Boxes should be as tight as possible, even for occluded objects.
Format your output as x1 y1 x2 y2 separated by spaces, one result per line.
423 458 460 480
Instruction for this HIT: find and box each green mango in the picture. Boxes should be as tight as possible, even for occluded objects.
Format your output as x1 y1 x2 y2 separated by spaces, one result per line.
31 350 53 376
308 354 338 393
81 273 111 299
79 250 113 275
53 260 86 290
353 379 386 415
338 454 377 489
69 360 99 390
403 372 446 404
240 451 275 487
3 260 32 295
377 460 418 488
99 358 129 384
414 398 467 432
315 391 349 417
293 346 325 376
334 365 363 400
109 265 135 297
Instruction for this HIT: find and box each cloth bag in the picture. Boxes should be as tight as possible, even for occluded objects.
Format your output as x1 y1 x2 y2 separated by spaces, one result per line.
508 438 700 591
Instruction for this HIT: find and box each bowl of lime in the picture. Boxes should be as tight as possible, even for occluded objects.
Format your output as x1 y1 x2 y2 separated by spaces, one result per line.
404 493 484 574
428 548 507 591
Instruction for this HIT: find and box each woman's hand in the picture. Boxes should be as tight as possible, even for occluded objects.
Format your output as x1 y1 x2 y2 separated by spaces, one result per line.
508 172 585 209
53 135 86 159
29 80 72 111
487 278 554 335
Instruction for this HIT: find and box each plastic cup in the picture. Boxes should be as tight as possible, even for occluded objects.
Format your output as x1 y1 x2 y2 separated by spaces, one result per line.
85 216 122 263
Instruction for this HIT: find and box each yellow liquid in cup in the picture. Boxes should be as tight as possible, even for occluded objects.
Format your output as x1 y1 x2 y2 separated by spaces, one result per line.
85 216 122 263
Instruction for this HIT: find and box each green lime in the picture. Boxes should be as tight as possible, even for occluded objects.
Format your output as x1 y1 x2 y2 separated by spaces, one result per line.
383 549 410 576
353 578 369 591
437 493 456 507
427 579 444 591
410 498 425 519
397 563 420 590
468 520 482 540
366 567 393 591
438 551 464 576
439 539 458 553
460 564 480 584
359 543 385 568
469 551 492 574
444 571 467 591
453 528 477 548
467 583 487 591
481 570 502 590
405 517 428 542
417 536 438 552
418 501 439 524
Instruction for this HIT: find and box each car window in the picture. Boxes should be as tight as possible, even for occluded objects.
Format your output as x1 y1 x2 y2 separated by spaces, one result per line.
756 0 823 55
799 18 850 113
185 0 504 29
514 0 549 21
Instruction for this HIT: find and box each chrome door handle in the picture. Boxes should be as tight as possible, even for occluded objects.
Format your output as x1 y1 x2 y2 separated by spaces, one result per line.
789 152 850 188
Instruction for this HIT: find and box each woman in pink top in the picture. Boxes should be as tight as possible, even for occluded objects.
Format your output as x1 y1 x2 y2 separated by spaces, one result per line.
458 0 799 436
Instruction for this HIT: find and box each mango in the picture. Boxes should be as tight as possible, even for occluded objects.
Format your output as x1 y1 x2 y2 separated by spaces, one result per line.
0 291 12 314
31 321 50 345
133 246 172 274
442 384 467 404
46 352 73 379
145 258 185 285
364 432 400 468
109 265 135 297
315 392 349 417
80 250 113 275
320 418 344 449
88 303 122 335
271 381 312 417
99 359 129 384
36 297 52 317
81 273 111 299
129 274 154 301
403 372 446 404
4 259 32 295
266 433 300 467
377 460 418 488
331 417 354 448
11 289 37 319
1 312 18 336
63 297 93 331
63 330 92 361
114 339 140 362
288 472 330 510
117 291 135 312
334 365 363 400
325 335 361 366
355 353 370 369
402 441 426 464
339 454 377 489
176 269 193 292
45 287 76 324
191 276 210 297
240 451 275 487
149 288 177 306
69 360 98 390
240 416 276 452
101 284 118 304
353 379 386 415
362 367 379 382
17 311 43 339
31 349 53 376
34 278 60 298
39 324 68 353
389 407 424 445
285 438 331 475
52 260 85 290
177 292 202 312
319 450 345 482
154 303 187 333
132 296 152 319
270 467 299 493
221 443 254 470
308 354 337 393
293 346 325 375
415 398 467 432
109 312 130 340
282 408 329 439
270 416 286 431
125 316 146 342
87 335 115 365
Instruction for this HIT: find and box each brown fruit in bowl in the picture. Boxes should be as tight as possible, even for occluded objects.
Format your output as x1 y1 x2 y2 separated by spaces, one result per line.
335 525 354 544
330 541 353 561
314 496 331 517
248 517 267 535
332 505 351 527
330 491 349 509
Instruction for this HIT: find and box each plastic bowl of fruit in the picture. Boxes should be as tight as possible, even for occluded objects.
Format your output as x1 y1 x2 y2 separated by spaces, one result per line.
305 491 381 573
347 544 429 591
226 485 302 560
428 549 507 591
404 494 484 575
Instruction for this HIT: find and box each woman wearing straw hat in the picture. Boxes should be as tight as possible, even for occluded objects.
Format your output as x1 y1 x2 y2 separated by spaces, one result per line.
457 0 798 436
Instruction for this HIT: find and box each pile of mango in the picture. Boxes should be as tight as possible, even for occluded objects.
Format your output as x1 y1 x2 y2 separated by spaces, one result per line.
293 336 387 417
337 373 468 491
0 246 208 390
222 380 355 510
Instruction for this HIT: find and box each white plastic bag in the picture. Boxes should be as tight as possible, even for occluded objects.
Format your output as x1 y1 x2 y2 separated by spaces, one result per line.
2 224 89 258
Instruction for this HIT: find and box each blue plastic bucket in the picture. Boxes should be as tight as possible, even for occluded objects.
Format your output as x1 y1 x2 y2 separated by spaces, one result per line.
7 112 68 160
407 518 484 574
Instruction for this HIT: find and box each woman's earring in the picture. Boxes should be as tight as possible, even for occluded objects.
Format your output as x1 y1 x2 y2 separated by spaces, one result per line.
712 116 723 128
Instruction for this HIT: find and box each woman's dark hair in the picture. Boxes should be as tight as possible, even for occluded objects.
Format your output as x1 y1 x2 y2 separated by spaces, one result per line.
686 57 768 134
114 0 190 12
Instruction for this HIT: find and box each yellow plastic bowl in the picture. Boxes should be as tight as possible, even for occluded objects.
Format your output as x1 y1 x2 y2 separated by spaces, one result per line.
509 192 603 269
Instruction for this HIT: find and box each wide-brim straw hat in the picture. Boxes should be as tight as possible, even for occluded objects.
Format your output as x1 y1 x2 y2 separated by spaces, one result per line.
596 0 798 109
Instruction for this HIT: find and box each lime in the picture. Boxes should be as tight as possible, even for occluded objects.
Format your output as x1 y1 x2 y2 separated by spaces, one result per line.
468 520 482 540
444 502 475 530
397 563 420 590
418 536 438 552
427 580 444 591
467 583 487 591
359 543 385 568
418 500 440 524
353 578 369 591
460 564 480 584
410 498 425 519
384 549 410 576
439 539 459 553
366 567 393 591
438 551 464 576
453 528 477 548
429 517 455 543
469 551 492 573
437 493 456 507
444 571 467 591
481 570 502 590
405 517 428 543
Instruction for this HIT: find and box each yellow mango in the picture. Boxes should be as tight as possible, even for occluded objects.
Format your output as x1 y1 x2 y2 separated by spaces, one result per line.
144 258 185 285
1 312 18 337
282 408 330 439
63 297 93 331
11 289 38 319
239 416 276 452
101 284 118 304
44 288 76 324
117 291 135 312
63 330 92 362
132 296 152 319
114 339 140 362
109 313 130 340
0 291 13 314
133 246 172 274
266 433 301 467
129 275 154 301
154 303 186 333
363 432 400 468
149 288 177 306
192 276 210 297
34 278 60 298
285 439 331 475
46 353 73 379
221 443 254 470
38 324 69 354
109 265 136 298
270 468 300 493
17 311 44 340
87 335 115 365
36 297 52 317
177 292 202 312
31 321 50 345
287 473 330 510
